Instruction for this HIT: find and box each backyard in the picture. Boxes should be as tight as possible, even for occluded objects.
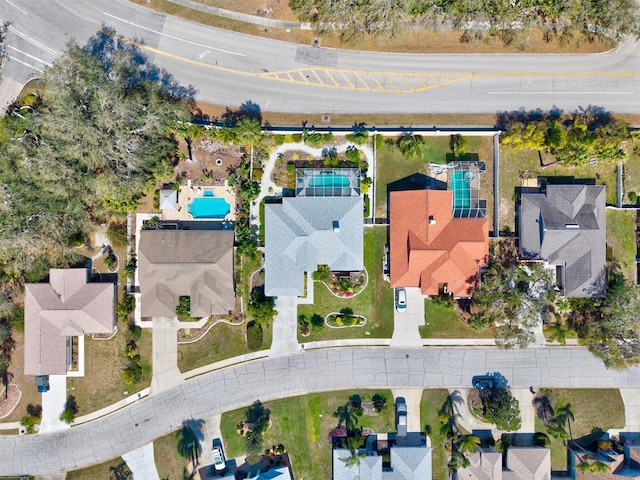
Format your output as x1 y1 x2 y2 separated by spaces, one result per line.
420 389 451 480
375 136 494 230
220 390 395 479
499 146 619 233
297 226 394 341
420 299 494 339
534 388 624 472
606 209 637 282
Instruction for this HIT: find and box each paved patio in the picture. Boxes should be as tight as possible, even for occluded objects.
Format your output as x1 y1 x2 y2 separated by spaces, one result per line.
162 184 236 221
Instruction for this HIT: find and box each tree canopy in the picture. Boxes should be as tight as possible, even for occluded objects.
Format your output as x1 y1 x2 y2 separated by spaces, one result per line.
0 30 191 282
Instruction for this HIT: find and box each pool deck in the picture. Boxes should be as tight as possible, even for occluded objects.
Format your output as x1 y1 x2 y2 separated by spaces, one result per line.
162 183 236 221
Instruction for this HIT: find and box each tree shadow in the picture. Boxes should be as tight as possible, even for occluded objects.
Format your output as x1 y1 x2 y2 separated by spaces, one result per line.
496 105 614 131
83 25 197 103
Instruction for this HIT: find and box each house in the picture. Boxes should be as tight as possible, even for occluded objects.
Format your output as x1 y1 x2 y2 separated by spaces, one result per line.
389 189 489 298
265 196 363 297
519 184 606 297
458 446 550 480
24 268 116 376
569 432 640 479
137 229 235 318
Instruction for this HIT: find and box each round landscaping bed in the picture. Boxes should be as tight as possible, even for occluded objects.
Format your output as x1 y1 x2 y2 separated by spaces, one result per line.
326 312 367 328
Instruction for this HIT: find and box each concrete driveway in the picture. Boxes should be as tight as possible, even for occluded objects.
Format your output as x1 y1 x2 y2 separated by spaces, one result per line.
150 317 183 395
270 296 300 356
390 288 424 347
392 388 423 433
38 375 69 434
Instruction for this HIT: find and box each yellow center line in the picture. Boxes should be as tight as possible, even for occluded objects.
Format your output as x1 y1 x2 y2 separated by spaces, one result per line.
100 30 636 95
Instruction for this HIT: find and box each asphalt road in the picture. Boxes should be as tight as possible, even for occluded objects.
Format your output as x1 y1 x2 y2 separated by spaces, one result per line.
0 0 638 113
1 346 639 476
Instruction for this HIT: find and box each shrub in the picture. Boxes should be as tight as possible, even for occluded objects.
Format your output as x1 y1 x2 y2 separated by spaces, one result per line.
345 145 362 164
176 296 193 319
246 321 264 350
59 408 75 425
363 195 370 218
107 222 127 248
116 295 136 323
310 313 325 332
103 251 116 269
124 257 137 279
534 432 550 447
372 393 388 413
26 403 42 418
123 356 142 384
340 307 354 316
129 324 142 341
628 191 638 204
20 415 39 433
246 430 263 455
346 122 369 145
361 177 372 194
312 265 331 282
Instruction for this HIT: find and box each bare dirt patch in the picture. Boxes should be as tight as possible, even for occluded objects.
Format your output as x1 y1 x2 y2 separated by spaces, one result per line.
1 330 41 423
176 139 243 184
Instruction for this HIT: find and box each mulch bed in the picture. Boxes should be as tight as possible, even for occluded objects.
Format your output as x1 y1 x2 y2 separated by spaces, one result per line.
0 383 22 419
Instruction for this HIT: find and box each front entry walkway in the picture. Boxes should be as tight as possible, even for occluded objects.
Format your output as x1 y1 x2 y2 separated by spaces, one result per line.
270 296 300 357
390 288 424 347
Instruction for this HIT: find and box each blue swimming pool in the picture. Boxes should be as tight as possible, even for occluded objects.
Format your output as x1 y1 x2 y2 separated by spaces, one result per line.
203 190 214 197
188 197 231 219
451 170 471 209
308 174 350 188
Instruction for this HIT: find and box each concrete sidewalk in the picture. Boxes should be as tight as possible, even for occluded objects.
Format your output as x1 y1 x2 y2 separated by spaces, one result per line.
609 388 640 436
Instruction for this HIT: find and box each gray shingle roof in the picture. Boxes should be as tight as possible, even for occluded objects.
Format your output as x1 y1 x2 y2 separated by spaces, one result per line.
138 230 235 317
159 189 177 210
519 185 606 297
24 269 116 375
265 197 363 297
332 445 431 480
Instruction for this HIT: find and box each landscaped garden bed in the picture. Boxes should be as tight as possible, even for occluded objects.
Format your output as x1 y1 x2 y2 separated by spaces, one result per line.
325 309 366 328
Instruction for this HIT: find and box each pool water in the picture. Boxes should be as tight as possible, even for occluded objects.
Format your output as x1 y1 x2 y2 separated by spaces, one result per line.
308 174 350 188
451 170 471 208
188 197 230 219
203 190 214 197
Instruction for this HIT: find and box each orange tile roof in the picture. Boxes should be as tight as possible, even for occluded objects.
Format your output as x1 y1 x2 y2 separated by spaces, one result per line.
390 190 489 297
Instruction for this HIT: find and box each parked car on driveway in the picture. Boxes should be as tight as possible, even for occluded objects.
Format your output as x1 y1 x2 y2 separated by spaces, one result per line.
396 396 407 436
212 439 226 472
395 288 407 312
35 375 50 393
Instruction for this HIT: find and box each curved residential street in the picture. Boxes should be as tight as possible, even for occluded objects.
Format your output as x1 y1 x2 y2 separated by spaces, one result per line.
0 0 638 113
1 346 639 476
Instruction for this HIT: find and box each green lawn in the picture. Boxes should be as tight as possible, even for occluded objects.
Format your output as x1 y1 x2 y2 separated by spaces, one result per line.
421 389 450 480
375 136 491 219
154 430 189 480
177 321 272 373
622 146 640 205
499 146 618 232
420 299 494 339
67 457 130 480
297 226 394 341
607 209 637 282
220 390 395 479
535 389 625 472
71 329 152 414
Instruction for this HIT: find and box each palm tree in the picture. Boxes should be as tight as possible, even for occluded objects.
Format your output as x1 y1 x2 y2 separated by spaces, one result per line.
448 450 470 476
456 435 481 455
555 402 575 442
397 134 426 161
333 403 359 435
339 436 366 468
172 122 205 161
181 466 196 480
438 390 463 425
177 423 202 469
233 118 262 180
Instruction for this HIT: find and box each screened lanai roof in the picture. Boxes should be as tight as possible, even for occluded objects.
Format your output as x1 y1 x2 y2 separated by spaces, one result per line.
446 161 487 219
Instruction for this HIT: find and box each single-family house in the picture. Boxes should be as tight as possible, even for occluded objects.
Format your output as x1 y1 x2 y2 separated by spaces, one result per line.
569 432 640 479
265 196 363 297
519 184 606 297
24 268 116 376
138 229 235 318
389 189 489 298
458 446 550 480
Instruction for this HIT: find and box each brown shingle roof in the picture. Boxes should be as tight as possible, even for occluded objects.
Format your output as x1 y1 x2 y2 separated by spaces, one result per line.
24 269 115 375
138 230 235 318
389 190 489 297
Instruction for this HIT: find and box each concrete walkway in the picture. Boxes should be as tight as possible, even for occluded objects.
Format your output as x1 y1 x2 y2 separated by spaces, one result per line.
122 443 160 480
38 375 69 434
392 388 423 432
390 287 424 348
270 296 300 356
150 317 184 395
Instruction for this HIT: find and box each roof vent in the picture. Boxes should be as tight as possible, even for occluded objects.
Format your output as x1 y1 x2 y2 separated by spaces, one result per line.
429 215 436 225
332 220 340 232
565 224 579 229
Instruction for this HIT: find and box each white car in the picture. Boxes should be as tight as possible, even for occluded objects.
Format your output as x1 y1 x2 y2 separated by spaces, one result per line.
395 288 407 312
212 445 226 472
